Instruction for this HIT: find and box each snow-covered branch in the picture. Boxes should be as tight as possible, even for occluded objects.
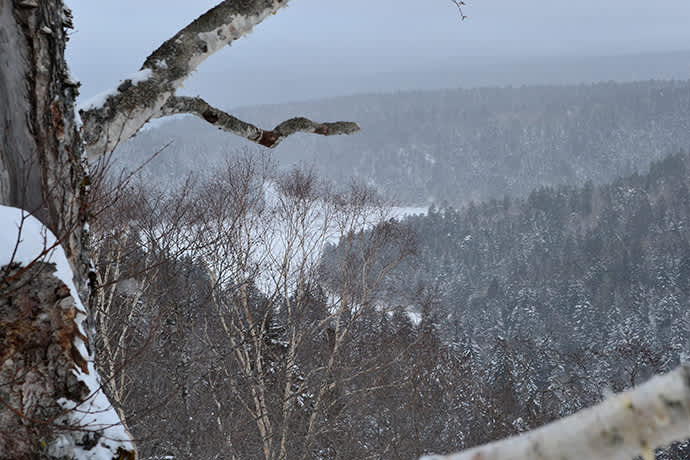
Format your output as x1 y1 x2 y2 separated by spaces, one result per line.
422 365 690 460
78 0 360 159
159 95 360 148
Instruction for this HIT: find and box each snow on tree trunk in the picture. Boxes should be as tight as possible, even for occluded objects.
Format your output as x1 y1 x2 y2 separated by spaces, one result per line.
0 1 134 458
1 206 135 459
0 0 88 290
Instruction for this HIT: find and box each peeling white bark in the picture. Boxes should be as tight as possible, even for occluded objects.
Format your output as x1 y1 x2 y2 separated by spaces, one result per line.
422 365 690 460
79 0 360 160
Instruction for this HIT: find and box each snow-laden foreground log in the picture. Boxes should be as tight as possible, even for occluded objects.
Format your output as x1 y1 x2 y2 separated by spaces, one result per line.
422 365 690 460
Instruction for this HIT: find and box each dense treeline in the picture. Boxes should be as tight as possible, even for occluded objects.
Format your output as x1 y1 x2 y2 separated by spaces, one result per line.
115 80 690 204
332 151 690 406
318 152 690 458
398 152 690 356
99 76 690 460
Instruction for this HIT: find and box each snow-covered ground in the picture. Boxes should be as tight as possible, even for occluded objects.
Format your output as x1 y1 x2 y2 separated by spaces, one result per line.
250 186 426 294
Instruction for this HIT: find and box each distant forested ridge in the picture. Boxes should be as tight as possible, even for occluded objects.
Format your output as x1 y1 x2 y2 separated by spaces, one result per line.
115 80 690 205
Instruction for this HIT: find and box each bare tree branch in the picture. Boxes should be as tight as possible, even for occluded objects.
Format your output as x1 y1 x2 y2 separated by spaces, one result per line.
158 96 360 148
78 0 361 159
78 0 473 158
421 365 690 460
450 0 468 20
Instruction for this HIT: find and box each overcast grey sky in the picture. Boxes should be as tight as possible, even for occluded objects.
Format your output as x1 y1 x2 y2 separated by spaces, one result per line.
67 0 690 107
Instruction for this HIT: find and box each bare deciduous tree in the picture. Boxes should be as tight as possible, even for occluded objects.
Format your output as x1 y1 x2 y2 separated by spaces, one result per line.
192 155 416 460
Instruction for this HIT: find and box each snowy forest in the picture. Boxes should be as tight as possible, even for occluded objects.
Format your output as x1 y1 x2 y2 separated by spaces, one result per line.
1 1 690 460
92 103 690 459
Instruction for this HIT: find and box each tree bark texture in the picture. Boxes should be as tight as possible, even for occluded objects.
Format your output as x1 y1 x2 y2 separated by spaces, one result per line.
0 1 133 458
0 0 88 288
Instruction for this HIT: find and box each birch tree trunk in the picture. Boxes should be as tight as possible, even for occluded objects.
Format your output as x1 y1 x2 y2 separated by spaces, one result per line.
1 1 359 457
0 1 134 458
0 0 87 279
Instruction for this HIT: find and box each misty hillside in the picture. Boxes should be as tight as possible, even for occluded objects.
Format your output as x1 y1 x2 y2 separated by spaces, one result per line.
322 152 690 389
336 152 690 360
169 50 690 108
114 79 690 205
